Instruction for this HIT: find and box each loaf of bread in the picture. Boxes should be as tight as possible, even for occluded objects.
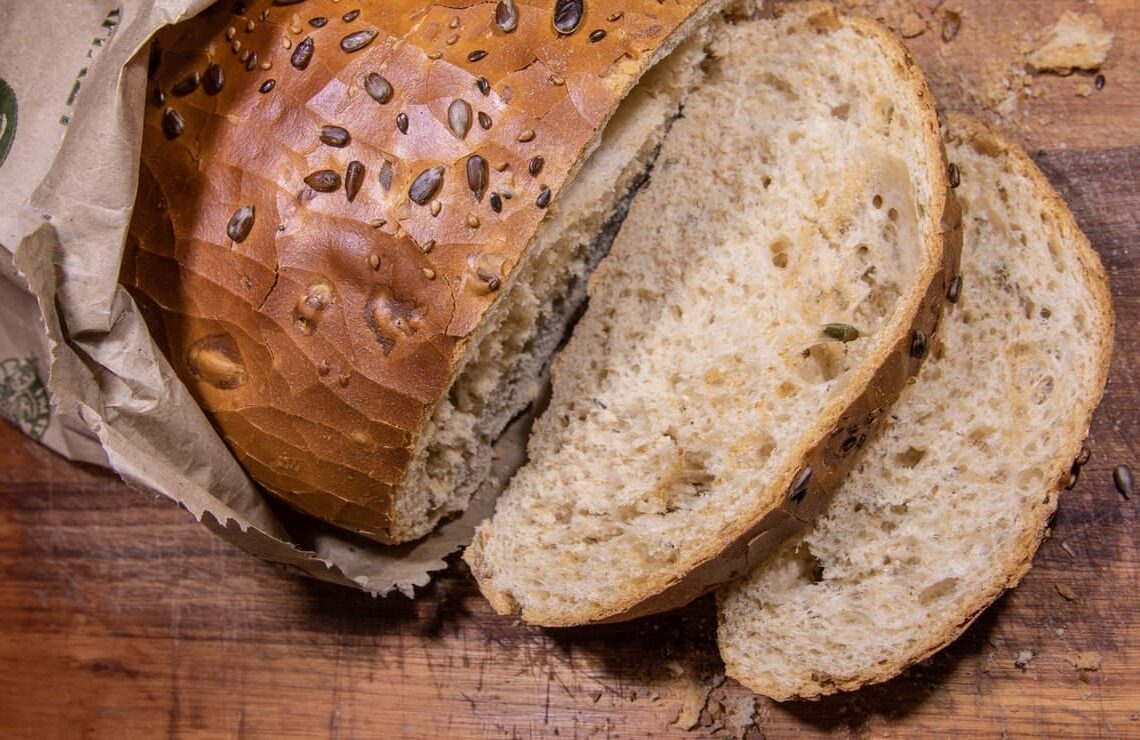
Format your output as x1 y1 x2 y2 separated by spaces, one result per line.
122 0 728 542
465 4 962 626
716 114 1114 701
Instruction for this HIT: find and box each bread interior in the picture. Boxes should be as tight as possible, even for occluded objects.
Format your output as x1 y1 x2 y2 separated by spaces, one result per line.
392 29 716 537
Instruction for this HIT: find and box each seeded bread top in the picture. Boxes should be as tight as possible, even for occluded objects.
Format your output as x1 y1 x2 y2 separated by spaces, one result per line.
122 0 720 542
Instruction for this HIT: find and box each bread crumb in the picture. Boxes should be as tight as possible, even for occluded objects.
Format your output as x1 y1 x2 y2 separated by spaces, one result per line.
1075 651 1102 672
1014 650 1034 669
980 60 1032 116
1027 12 1114 74
722 695 758 735
939 8 962 43
1075 83 1093 98
666 660 685 678
671 679 710 730
900 12 926 38
1055 583 1078 601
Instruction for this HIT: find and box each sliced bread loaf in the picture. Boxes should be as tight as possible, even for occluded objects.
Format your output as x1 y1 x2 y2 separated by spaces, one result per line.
716 114 1114 701
465 4 962 626
124 0 728 543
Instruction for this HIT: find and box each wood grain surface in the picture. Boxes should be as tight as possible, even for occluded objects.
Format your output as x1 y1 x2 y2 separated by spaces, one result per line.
2 1 1139 736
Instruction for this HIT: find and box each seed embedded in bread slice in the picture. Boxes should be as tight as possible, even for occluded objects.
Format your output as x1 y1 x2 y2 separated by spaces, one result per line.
465 4 961 626
716 114 1114 701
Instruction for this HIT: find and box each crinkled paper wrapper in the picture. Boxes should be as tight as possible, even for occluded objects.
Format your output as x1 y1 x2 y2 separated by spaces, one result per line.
0 0 513 596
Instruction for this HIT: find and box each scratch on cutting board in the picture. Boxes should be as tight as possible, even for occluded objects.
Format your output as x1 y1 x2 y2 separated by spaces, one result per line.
166 603 182 738
550 666 576 701
329 639 343 740
421 642 446 699
543 669 552 724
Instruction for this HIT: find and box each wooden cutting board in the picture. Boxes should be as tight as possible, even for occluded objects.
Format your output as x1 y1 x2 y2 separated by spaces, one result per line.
2 1 1138 736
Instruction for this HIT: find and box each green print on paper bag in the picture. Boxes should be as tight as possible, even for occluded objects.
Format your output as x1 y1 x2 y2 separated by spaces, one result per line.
0 358 50 440
0 78 16 168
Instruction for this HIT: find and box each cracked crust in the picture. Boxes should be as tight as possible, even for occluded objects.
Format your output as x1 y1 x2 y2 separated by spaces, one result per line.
122 0 725 542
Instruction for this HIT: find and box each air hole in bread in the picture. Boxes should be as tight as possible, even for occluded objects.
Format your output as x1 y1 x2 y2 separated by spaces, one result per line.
793 543 825 584
968 426 994 450
762 73 798 99
1032 375 1055 405
878 101 895 128
918 578 959 605
1017 468 1045 487
797 343 847 384
770 237 791 269
1016 293 1035 319
894 446 926 468
854 282 901 328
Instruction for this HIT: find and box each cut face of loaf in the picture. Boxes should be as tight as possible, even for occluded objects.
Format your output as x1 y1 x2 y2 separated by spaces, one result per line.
394 31 715 540
716 115 1114 701
123 0 728 543
465 5 961 626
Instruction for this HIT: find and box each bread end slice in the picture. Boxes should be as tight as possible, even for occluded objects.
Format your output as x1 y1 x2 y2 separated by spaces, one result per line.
716 113 1114 701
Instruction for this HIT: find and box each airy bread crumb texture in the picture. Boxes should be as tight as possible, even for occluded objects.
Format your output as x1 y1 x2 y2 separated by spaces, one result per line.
392 32 714 539
468 7 945 625
716 115 1113 701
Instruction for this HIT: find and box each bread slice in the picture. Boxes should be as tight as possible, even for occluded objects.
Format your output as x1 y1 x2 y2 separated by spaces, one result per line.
716 114 1114 701
465 4 961 626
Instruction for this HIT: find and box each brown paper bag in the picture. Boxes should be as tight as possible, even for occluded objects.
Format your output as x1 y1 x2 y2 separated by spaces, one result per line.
0 0 508 596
